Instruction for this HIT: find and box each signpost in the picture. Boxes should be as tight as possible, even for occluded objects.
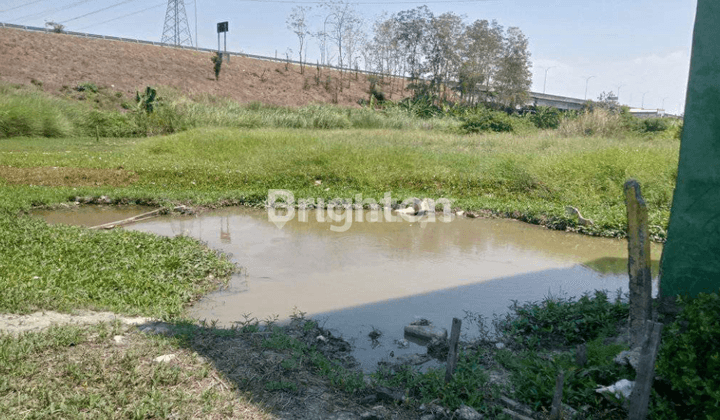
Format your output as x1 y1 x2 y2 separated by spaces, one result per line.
217 21 229 63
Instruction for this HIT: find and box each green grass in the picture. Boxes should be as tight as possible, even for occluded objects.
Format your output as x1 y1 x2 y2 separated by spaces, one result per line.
0 215 235 318
0 322 269 420
1 127 678 237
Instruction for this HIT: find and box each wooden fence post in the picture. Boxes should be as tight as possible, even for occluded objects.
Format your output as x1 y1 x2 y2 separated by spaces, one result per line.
550 370 565 419
624 180 653 346
445 318 462 383
628 320 664 420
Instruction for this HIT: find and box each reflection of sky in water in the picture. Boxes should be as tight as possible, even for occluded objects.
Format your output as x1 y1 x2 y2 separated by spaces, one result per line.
38 205 662 372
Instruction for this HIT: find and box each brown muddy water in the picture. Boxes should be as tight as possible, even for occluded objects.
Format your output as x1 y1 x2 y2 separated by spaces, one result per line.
37 206 662 371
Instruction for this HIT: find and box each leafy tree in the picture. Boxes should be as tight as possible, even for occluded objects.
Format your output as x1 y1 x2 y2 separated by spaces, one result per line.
493 27 532 109
458 19 504 104
393 6 433 80
423 12 465 98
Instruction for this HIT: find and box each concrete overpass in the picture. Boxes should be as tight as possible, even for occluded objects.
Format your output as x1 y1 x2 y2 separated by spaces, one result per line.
527 92 587 111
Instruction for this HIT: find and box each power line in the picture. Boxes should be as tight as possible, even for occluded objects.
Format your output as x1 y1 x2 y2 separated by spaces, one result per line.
235 0 496 3
79 2 166 30
0 0 48 15
14 0 94 22
61 0 141 24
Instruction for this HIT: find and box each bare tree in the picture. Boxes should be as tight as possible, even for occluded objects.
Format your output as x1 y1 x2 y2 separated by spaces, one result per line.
321 0 362 73
287 6 312 74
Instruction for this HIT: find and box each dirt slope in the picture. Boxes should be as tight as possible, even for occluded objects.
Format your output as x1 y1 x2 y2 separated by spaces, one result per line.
0 27 407 107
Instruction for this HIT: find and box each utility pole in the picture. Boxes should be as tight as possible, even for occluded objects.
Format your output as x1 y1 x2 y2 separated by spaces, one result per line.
161 0 193 47
641 91 649 109
194 0 198 50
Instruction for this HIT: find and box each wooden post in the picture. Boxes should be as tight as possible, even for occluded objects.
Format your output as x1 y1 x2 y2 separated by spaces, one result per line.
550 370 565 419
624 180 653 346
575 343 587 368
444 318 462 383
628 321 664 420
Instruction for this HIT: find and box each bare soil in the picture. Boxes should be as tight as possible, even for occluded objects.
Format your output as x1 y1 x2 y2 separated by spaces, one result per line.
0 27 409 107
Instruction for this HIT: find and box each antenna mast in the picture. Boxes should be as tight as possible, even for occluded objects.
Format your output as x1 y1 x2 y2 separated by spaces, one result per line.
161 0 193 46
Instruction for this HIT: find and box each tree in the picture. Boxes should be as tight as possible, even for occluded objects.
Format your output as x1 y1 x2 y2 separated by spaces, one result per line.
393 6 433 80
458 19 504 104
594 91 620 112
423 12 465 97
321 0 362 72
287 6 312 74
493 26 532 109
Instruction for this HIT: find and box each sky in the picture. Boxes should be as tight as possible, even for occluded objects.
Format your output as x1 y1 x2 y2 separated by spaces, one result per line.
0 0 698 115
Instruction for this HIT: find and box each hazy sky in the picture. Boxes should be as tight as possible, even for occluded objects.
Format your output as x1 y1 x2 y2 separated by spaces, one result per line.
0 0 698 114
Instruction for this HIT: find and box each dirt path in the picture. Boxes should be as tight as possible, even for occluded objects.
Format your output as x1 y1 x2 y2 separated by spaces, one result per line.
0 310 151 335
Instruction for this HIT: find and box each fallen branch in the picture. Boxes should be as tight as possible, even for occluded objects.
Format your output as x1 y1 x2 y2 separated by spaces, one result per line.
89 208 163 230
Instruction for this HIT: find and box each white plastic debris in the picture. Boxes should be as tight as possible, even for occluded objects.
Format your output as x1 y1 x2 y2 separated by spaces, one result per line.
596 379 635 400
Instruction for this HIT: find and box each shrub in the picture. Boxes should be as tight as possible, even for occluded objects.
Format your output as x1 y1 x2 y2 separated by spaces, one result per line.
530 106 562 129
210 53 223 81
641 117 670 133
652 291 720 419
460 108 513 133
75 82 98 93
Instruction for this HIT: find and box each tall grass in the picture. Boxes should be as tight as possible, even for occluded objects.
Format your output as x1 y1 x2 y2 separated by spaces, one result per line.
0 83 463 138
0 84 139 138
558 108 625 137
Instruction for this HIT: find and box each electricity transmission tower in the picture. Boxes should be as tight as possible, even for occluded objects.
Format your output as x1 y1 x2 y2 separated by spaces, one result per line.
161 0 193 47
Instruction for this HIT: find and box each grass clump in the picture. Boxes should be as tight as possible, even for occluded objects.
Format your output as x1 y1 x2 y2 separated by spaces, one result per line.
374 351 497 414
0 215 235 318
495 290 629 349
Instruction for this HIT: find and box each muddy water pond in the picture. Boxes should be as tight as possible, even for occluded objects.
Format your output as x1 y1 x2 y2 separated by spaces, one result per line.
38 206 662 371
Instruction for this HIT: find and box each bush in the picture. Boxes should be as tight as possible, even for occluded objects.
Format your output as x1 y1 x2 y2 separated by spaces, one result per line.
460 108 514 133
75 82 99 93
530 106 562 129
652 291 720 419
211 53 223 81
641 117 670 133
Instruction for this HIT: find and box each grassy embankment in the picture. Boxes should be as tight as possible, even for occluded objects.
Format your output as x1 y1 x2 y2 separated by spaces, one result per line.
0 82 692 419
